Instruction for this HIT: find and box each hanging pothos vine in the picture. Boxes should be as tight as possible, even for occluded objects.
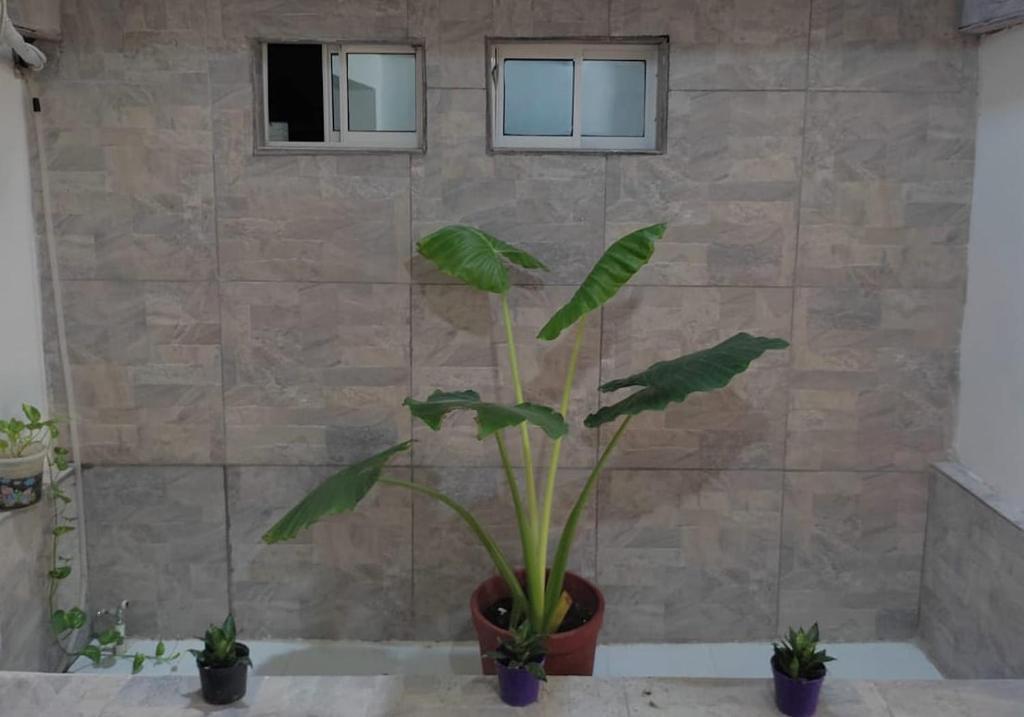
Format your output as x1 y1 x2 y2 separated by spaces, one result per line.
33 407 180 673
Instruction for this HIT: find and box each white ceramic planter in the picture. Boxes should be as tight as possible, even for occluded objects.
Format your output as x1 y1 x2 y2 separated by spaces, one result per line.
0 447 47 510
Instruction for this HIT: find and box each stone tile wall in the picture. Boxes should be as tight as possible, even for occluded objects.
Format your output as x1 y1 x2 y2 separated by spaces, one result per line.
919 463 1024 677
32 0 975 641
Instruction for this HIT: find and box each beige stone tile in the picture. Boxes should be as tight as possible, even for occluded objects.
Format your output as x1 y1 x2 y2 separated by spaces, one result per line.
409 0 491 88
606 92 803 286
786 287 962 471
809 0 976 91
610 0 810 90
217 0 408 42
494 0 610 35
411 285 600 469
83 466 229 638
228 465 413 640
221 282 411 465
779 471 927 640
600 287 792 470
598 469 783 642
62 280 224 464
411 466 595 640
798 92 975 288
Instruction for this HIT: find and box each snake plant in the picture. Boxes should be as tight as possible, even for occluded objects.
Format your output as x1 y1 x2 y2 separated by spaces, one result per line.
262 223 788 635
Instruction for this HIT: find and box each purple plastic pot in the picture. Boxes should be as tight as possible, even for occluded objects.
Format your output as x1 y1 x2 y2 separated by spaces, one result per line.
771 657 825 717
496 661 543 707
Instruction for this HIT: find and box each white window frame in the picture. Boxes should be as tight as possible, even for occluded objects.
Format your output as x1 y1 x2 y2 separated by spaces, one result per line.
489 40 663 153
258 41 424 153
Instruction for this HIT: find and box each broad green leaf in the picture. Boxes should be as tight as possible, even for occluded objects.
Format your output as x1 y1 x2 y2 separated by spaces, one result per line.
262 441 412 543
66 607 87 630
417 225 546 294
51 610 69 634
97 628 120 646
538 223 666 341
404 390 567 440
584 333 789 428
132 653 145 674
80 645 102 665
155 640 166 658
49 566 71 580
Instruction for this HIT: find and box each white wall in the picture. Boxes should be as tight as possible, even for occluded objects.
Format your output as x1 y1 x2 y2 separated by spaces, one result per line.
0 54 47 418
955 23 1024 507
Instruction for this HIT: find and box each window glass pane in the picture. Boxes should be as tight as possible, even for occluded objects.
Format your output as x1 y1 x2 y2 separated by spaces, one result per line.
347 53 417 132
266 43 324 142
581 60 646 137
503 59 574 137
331 53 341 132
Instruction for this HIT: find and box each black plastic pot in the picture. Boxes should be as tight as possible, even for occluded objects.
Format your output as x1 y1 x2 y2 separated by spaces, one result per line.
197 644 250 705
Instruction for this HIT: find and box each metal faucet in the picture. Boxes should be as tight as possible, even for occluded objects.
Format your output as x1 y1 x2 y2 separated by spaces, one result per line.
95 599 130 655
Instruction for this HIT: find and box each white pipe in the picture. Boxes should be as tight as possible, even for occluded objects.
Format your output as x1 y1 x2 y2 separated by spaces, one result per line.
25 73 88 668
1 0 47 71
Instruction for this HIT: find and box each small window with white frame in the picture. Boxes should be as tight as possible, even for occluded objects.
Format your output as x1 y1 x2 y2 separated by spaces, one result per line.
487 38 667 153
258 41 425 153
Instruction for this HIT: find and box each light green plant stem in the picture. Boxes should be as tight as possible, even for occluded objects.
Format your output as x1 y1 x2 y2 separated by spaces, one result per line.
495 433 533 569
499 293 545 627
378 477 530 611
542 415 632 632
537 318 586 584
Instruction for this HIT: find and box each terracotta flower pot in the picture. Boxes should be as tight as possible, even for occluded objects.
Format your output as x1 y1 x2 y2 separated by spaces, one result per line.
0 448 46 511
470 571 605 676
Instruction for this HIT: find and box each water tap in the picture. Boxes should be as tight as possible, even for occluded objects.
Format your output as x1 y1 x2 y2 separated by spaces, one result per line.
95 599 130 655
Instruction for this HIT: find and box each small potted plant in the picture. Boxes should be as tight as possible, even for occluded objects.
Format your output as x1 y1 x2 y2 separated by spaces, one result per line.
190 614 251 705
0 404 68 511
771 623 835 717
486 622 547 707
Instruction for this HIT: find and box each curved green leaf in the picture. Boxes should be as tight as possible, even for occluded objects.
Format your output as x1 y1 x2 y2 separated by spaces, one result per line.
262 441 412 543
537 223 666 341
404 389 567 439
417 225 547 294
584 333 789 428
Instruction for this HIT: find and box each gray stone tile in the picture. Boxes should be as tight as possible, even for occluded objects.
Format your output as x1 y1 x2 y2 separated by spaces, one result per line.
411 285 600 469
211 48 412 283
597 470 783 642
494 0 610 35
876 681 1024 717
83 466 229 638
610 0 811 90
221 282 411 465
809 0 976 91
409 0 491 88
411 89 607 286
62 281 224 464
918 468 1024 678
798 92 975 289
227 465 413 640
216 0 408 43
779 471 928 640
600 287 792 470
411 466 596 640
786 287 962 471
606 92 804 286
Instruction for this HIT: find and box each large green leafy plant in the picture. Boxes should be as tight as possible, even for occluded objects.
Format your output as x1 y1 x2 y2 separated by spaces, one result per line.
263 224 788 635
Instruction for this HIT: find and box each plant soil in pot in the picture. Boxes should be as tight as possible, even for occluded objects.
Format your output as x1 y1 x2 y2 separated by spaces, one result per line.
192 615 251 706
0 449 45 511
471 570 604 676
771 624 834 717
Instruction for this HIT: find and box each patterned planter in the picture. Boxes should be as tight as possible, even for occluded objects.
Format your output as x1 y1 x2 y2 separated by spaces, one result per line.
0 449 47 511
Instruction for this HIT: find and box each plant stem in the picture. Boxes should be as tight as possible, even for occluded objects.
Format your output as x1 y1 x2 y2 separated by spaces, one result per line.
499 293 545 628
542 414 632 632
496 433 533 572
537 318 586 585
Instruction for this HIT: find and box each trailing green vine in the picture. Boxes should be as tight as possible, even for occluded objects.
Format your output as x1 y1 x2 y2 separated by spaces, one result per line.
33 404 180 674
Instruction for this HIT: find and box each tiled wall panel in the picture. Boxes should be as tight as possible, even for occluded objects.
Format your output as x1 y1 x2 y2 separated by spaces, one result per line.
30 0 976 642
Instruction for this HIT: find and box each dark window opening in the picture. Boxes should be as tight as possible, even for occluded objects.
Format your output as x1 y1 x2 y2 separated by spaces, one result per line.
267 43 324 143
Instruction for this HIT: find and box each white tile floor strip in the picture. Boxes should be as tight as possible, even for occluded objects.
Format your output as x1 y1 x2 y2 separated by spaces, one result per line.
69 640 943 680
